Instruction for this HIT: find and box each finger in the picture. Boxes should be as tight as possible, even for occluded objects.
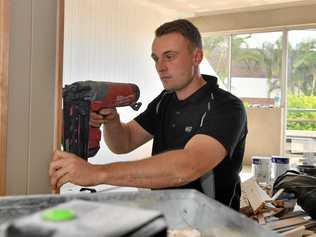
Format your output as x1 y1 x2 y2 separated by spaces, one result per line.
49 152 74 176
54 150 74 159
90 112 105 127
99 108 116 116
90 112 103 120
52 150 72 161
90 117 104 123
89 120 100 127
56 173 71 190
89 118 104 127
52 150 63 161
51 167 69 189
49 159 65 176
52 187 60 194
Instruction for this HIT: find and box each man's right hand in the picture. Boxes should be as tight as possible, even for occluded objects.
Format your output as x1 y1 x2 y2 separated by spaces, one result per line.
89 108 119 127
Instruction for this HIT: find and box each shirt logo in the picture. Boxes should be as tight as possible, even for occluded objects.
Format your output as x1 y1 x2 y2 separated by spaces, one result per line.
185 126 192 133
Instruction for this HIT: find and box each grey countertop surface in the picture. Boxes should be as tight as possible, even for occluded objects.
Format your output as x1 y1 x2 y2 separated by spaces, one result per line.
0 189 279 237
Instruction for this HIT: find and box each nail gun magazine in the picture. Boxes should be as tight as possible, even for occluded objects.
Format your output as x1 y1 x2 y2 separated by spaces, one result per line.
62 81 142 159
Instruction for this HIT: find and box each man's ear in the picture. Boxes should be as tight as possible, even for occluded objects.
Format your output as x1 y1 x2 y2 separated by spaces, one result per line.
193 48 203 66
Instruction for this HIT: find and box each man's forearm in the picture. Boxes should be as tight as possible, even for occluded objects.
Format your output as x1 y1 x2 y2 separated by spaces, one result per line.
94 149 207 189
103 119 131 154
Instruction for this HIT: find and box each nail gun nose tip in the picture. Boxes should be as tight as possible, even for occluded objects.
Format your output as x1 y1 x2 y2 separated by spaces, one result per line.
131 84 140 100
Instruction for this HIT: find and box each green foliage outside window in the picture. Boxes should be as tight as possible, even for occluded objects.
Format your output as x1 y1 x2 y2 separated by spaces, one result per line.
203 33 316 131
287 95 316 131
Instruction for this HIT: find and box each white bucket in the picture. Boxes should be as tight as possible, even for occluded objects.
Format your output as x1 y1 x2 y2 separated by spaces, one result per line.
251 156 271 184
271 156 289 181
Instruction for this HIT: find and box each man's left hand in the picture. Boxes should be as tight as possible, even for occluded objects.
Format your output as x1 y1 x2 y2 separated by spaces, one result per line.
49 150 100 193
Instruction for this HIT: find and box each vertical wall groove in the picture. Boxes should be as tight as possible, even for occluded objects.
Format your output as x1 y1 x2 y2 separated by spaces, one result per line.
26 0 33 194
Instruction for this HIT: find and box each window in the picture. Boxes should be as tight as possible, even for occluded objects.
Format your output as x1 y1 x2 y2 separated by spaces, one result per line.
202 34 229 90
203 28 316 161
231 32 282 105
286 29 316 161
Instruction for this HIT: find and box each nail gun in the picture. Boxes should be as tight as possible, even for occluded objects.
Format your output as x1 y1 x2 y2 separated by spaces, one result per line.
62 81 142 159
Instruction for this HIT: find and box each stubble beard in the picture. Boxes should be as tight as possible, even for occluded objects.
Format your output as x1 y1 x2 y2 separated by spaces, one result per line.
165 75 193 93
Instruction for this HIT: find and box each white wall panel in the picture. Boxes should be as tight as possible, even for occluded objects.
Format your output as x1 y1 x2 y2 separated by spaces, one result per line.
63 0 177 164
7 0 57 195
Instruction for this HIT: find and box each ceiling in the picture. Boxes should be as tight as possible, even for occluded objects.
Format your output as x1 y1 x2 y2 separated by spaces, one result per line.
136 0 316 17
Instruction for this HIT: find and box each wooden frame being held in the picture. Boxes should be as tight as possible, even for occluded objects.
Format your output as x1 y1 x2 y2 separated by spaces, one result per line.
54 0 65 152
0 0 10 195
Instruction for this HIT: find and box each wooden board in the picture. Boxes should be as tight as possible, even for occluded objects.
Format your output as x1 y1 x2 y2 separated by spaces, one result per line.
275 220 316 233
53 0 64 152
242 177 271 213
281 226 305 237
267 216 312 230
0 0 9 195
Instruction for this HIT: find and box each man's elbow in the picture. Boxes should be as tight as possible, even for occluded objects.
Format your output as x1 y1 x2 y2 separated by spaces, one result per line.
171 152 219 187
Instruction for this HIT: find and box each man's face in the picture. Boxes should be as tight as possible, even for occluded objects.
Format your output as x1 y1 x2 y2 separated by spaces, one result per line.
151 32 201 91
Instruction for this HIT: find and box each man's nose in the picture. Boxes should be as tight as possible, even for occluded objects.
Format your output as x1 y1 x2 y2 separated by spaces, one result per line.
156 59 167 72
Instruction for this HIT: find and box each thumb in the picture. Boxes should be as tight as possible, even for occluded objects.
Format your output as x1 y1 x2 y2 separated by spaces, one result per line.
53 150 72 161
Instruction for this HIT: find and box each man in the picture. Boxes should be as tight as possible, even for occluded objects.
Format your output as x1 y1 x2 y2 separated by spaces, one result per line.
49 19 247 210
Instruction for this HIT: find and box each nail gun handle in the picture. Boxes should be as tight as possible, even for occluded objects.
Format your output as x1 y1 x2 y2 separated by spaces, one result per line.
88 126 101 157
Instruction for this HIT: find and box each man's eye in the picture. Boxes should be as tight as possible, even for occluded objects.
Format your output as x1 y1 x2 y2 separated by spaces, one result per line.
166 54 176 60
152 57 158 62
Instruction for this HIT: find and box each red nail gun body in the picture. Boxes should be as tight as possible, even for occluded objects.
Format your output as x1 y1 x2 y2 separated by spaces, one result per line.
62 81 142 159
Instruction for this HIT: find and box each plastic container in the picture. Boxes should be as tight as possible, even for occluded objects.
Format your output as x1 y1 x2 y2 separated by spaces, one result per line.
251 156 271 184
0 190 278 237
271 156 290 181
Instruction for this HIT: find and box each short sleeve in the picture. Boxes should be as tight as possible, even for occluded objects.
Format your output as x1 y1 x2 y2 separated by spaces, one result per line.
134 91 166 135
196 99 247 158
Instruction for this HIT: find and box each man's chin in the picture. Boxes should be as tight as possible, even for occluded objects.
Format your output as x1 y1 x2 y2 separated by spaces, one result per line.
162 84 174 91
161 80 179 91
161 81 170 89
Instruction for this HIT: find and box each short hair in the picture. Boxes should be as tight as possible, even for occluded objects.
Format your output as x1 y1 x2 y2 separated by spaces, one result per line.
155 19 202 49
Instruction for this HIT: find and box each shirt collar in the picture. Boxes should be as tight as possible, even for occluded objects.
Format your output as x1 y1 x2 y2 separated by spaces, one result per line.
171 74 219 105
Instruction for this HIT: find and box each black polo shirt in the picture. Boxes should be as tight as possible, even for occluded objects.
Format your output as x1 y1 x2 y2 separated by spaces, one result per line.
134 74 247 210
